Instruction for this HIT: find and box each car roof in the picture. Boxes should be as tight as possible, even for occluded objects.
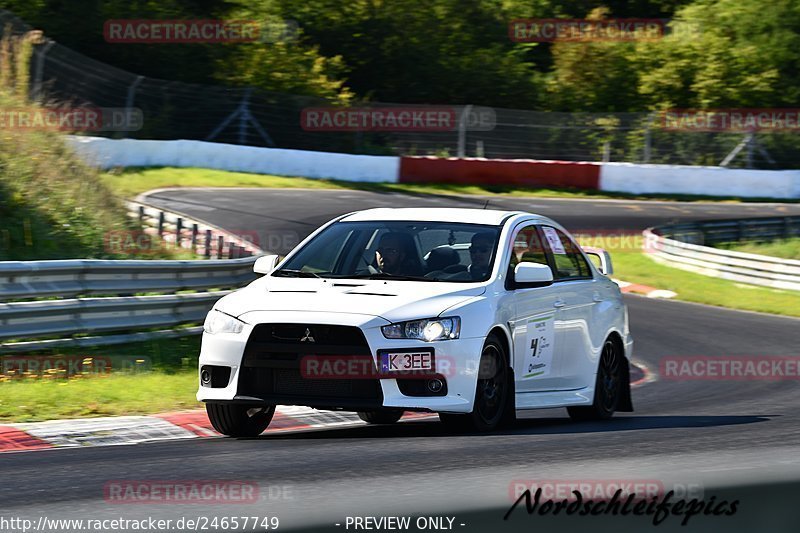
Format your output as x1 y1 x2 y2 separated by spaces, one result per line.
339 207 545 226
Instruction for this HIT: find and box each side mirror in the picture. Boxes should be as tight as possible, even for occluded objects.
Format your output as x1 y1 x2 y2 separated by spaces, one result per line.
582 247 613 276
253 254 280 275
514 262 554 286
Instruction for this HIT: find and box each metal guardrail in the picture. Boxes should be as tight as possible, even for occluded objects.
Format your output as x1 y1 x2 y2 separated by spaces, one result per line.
644 216 800 291
0 257 258 301
128 200 264 259
0 199 267 350
0 291 231 341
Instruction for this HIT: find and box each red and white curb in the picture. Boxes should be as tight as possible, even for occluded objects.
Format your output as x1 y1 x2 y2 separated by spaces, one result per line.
1 362 655 454
0 407 436 453
613 279 677 299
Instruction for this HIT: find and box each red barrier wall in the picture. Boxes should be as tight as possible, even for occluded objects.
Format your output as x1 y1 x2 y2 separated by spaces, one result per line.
399 156 601 189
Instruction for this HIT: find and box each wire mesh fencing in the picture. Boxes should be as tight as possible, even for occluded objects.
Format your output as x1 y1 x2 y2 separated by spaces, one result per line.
2 9 799 168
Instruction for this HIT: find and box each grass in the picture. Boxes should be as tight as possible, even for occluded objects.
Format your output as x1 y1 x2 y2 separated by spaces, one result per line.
101 166 799 203
0 335 202 422
0 372 200 422
612 251 800 317
722 238 800 260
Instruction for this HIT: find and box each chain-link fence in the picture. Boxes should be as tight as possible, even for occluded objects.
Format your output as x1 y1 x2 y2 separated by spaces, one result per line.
2 10 798 168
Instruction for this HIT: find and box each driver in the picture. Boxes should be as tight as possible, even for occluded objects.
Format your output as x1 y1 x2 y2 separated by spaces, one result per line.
376 232 423 276
467 232 494 280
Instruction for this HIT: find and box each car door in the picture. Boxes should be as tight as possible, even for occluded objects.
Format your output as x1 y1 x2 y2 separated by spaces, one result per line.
540 225 598 390
507 223 567 393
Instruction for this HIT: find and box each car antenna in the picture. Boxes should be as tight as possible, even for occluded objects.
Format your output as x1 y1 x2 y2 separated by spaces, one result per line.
482 199 491 210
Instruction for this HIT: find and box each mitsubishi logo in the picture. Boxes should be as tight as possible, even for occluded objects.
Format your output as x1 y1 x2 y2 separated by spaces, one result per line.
300 328 315 343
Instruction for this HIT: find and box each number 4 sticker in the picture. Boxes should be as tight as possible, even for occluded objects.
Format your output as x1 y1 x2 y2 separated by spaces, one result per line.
523 313 554 378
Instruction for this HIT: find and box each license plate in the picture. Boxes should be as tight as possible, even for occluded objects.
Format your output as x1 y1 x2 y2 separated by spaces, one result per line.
380 351 434 373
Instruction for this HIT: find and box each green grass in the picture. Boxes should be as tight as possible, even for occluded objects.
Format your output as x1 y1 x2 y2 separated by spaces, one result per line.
101 166 799 203
0 335 202 423
0 372 200 422
722 238 800 260
613 251 800 317
0 91 193 261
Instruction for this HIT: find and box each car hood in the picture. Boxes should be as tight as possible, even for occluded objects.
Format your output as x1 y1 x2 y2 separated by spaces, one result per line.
217 277 486 324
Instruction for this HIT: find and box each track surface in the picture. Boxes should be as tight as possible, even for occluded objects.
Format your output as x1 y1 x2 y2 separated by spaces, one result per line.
3 190 799 532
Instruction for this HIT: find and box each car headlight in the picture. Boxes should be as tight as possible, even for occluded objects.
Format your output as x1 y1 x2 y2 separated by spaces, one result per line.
203 309 245 335
381 317 460 341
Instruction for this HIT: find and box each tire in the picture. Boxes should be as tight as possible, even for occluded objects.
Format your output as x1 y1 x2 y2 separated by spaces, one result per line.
440 333 511 432
206 402 275 437
357 409 404 424
567 338 622 421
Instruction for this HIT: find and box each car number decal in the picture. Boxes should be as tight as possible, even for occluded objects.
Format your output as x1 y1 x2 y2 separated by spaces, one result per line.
523 313 555 378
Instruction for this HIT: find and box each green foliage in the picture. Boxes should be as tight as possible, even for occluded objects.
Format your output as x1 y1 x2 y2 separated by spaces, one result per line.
0 32 192 260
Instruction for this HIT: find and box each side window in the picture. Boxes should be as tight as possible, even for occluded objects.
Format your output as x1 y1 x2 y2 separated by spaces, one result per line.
541 226 592 280
508 225 548 273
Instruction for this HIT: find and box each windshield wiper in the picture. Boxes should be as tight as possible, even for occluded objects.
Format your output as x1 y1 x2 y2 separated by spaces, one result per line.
347 273 437 282
271 269 322 278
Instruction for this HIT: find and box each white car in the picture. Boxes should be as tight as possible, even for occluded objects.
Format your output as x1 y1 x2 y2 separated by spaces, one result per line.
198 208 633 435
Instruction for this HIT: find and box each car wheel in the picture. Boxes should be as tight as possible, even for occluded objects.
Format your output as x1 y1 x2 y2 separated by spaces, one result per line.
357 409 404 424
440 333 510 432
206 402 275 437
567 338 621 421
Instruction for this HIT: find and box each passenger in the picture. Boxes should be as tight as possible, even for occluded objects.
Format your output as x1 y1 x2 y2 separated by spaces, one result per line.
467 232 495 280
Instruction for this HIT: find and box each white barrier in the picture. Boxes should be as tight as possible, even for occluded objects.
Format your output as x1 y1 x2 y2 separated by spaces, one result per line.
67 136 800 198
600 162 800 199
67 136 401 183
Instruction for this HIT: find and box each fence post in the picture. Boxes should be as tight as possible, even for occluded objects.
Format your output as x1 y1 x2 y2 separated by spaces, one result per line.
176 217 183 247
204 230 212 259
138 206 144 226
191 224 199 252
158 212 165 237
457 105 472 158
218 235 225 259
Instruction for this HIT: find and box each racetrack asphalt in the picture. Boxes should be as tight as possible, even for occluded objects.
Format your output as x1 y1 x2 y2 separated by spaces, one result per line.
3 189 798 533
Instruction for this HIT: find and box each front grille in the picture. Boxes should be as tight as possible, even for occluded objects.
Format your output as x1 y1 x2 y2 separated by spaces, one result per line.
237 324 382 409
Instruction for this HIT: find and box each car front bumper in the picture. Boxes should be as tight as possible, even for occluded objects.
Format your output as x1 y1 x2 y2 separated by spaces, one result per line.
197 311 485 414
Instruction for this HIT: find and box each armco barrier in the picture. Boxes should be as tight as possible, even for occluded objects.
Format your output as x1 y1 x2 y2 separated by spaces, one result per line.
66 137 800 198
601 163 800 199
644 217 800 291
0 256 260 350
128 200 264 258
67 136 400 183
0 257 258 301
399 156 600 189
0 291 230 341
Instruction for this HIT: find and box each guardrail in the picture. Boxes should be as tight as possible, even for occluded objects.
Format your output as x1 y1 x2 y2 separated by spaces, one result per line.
0 257 258 301
0 291 230 341
128 200 263 259
0 200 269 351
644 216 800 291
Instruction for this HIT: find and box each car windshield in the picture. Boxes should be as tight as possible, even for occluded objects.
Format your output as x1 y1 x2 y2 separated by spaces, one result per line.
274 221 502 282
